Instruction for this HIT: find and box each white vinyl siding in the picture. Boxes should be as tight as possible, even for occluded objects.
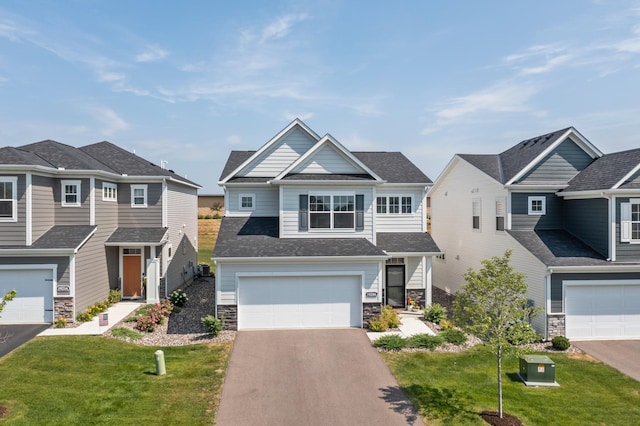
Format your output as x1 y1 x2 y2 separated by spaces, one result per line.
239 194 255 211
226 187 279 217
496 198 506 231
295 144 361 174
406 256 424 289
375 188 426 232
472 198 481 230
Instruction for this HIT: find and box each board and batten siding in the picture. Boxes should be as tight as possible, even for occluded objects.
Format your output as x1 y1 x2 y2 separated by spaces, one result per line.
164 182 198 293
225 187 279 217
296 144 361 174
217 261 382 305
118 183 163 227
519 138 594 184
563 198 609 257
511 193 562 230
31 175 55 243
280 185 375 240
375 187 426 232
550 272 640 313
240 126 318 177
54 178 91 225
0 174 26 245
616 197 640 261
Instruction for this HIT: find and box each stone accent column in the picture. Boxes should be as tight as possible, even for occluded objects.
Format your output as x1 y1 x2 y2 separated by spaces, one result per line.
54 297 74 324
218 305 238 330
547 314 565 339
363 303 382 328
407 289 426 309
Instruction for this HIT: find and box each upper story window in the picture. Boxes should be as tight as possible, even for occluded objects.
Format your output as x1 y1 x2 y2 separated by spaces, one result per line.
131 184 147 208
61 180 81 207
239 194 255 211
495 198 506 231
376 196 412 214
620 198 640 243
472 198 481 230
528 196 546 215
102 182 117 202
308 194 354 229
0 177 17 222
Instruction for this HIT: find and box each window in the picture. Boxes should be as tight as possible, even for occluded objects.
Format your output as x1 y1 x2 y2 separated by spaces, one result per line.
239 194 255 211
0 177 17 222
131 184 147 207
377 195 412 214
61 180 81 207
528 196 546 215
309 195 331 228
333 195 355 228
496 198 506 231
309 194 355 229
472 199 481 230
102 182 117 201
620 199 640 243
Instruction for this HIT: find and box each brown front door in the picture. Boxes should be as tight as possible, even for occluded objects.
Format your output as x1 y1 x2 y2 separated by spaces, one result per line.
123 255 142 297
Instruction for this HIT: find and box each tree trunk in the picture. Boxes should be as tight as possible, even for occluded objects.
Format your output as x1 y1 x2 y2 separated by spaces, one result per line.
497 345 503 418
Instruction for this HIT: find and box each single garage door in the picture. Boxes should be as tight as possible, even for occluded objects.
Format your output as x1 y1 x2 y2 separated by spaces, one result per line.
565 283 640 340
0 269 54 324
238 276 362 330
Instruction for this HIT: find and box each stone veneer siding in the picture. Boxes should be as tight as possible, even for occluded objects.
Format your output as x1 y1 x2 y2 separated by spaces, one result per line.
54 297 74 323
547 313 565 339
406 289 426 309
218 305 238 330
432 286 455 313
363 302 382 328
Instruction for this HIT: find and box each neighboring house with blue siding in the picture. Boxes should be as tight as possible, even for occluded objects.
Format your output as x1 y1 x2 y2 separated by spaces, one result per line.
0 140 200 325
430 127 640 341
213 119 441 330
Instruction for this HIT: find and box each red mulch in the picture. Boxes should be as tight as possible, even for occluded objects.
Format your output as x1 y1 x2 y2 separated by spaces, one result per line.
0 405 9 419
480 411 523 426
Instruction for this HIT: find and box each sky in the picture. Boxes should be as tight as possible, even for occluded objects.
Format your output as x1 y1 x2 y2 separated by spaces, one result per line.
1 1 640 193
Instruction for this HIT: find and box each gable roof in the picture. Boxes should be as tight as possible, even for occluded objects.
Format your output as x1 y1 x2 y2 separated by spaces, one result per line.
376 232 441 254
457 154 502 182
0 146 53 167
562 148 640 192
353 152 432 184
18 140 118 173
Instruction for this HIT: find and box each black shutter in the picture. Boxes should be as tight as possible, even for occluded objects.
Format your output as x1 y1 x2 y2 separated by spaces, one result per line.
299 194 308 231
355 194 364 231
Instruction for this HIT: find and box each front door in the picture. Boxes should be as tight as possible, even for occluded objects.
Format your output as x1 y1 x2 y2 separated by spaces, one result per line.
386 265 405 308
123 255 142 298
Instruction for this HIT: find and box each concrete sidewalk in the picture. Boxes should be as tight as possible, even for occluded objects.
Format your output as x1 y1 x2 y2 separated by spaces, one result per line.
39 301 143 336
367 311 435 342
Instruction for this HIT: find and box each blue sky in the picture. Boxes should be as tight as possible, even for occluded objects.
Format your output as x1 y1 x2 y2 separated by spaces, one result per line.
1 1 640 193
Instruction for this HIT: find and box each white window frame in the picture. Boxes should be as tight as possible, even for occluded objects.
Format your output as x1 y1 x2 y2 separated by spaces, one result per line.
102 182 118 202
309 192 355 230
528 196 546 215
239 194 255 211
472 198 481 231
131 184 148 208
0 176 18 222
621 199 640 243
495 197 506 231
61 180 81 207
376 195 413 215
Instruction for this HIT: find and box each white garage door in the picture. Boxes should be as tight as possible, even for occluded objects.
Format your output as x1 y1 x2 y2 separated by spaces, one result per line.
238 276 362 330
0 269 54 324
565 284 640 340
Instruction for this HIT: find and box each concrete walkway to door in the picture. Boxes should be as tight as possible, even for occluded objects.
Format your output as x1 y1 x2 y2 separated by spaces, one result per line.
216 329 425 426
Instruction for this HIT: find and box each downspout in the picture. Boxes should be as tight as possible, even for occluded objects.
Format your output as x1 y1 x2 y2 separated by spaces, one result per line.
26 173 32 246
608 193 616 262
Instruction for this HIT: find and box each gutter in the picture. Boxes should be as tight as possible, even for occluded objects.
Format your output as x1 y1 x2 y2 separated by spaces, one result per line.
212 255 390 263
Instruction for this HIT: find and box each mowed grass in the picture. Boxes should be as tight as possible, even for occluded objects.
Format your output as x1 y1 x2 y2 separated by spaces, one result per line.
198 218 221 267
382 345 640 426
0 336 232 425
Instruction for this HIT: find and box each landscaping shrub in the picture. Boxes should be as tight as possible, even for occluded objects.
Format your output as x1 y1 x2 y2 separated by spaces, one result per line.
108 289 122 305
54 317 67 329
201 315 224 336
169 289 188 307
381 305 401 328
551 335 571 351
136 314 159 332
507 321 539 345
424 303 447 324
439 329 467 345
373 334 407 351
133 300 174 332
111 327 142 340
407 333 444 349
439 318 455 330
368 316 389 332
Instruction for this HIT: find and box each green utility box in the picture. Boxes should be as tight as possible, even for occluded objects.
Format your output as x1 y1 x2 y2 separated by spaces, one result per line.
519 355 556 383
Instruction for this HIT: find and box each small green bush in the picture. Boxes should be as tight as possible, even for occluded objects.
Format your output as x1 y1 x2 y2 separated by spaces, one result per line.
407 334 444 349
508 321 538 345
201 315 224 336
381 305 401 329
54 317 67 329
439 318 455 330
373 334 407 351
169 289 188 307
368 316 389 332
111 327 142 340
108 289 122 305
551 335 571 350
424 303 447 324
439 329 467 345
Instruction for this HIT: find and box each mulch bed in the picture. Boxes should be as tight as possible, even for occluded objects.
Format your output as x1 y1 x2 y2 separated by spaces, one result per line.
480 411 524 426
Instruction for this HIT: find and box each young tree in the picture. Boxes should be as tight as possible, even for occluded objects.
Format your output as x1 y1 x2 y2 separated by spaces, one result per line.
453 250 541 419
0 290 17 344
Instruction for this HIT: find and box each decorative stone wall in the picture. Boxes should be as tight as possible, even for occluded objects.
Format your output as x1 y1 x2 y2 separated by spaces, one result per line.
406 289 426 308
218 305 237 330
54 297 74 323
363 302 382 328
432 286 455 313
547 313 565 339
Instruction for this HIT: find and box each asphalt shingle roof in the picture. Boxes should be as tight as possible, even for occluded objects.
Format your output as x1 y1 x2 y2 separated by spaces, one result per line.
0 147 53 167
376 232 441 254
219 151 256 181
0 225 96 250
18 140 118 173
563 148 640 192
106 227 168 244
213 217 387 258
458 154 502 182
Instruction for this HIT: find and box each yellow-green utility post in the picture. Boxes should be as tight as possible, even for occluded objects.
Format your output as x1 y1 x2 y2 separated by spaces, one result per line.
155 350 166 376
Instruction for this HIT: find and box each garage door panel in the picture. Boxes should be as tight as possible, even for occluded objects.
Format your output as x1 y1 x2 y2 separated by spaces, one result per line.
0 269 53 324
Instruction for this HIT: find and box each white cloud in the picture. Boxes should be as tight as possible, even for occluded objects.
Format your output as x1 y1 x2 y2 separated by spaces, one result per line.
89 106 129 137
135 46 169 63
260 13 308 44
97 71 126 82
226 135 242 145
283 112 313 121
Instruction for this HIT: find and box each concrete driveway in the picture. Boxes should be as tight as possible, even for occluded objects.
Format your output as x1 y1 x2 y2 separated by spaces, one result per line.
216 329 425 426
573 340 640 382
0 324 50 359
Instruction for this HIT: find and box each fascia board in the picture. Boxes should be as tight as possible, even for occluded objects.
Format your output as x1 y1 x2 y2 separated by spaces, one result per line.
211 255 389 263
548 264 640 273
270 180 380 186
613 162 640 189
0 249 75 256
384 251 443 257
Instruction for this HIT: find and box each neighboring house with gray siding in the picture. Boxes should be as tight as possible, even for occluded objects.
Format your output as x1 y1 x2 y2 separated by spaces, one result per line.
213 119 441 330
430 127 640 341
0 140 200 325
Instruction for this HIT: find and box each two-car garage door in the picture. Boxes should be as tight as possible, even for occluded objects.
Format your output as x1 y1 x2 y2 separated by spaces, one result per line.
238 276 362 330
565 282 640 340
0 269 54 324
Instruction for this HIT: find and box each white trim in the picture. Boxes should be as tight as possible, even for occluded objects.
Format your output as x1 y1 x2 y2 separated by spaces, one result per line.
69 254 76 302
0 176 18 223
376 195 415 215
61 179 81 207
239 193 255 211
613 163 640 189
611 195 616 261
102 182 118 202
528 196 546 215
90 177 95 226
545 273 552 340
26 173 32 244
425 256 432 306
472 198 482 230
162 179 168 227
131 184 148 208
213 255 389 263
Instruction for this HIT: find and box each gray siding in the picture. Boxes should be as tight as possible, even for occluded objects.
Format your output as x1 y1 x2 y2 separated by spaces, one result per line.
0 174 26 245
165 182 198 293
54 178 91 225
118 183 163 227
563 198 608 257
0 256 70 289
550 272 640 312
520 138 593 184
31 175 55 242
511 193 562 230
95 180 120 289
616 197 640 261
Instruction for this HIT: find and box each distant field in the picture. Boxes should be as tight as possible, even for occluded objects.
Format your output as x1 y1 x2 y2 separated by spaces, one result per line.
198 218 221 268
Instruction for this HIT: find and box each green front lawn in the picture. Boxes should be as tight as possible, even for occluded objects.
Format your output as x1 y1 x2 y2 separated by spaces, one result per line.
0 336 232 425
382 345 640 425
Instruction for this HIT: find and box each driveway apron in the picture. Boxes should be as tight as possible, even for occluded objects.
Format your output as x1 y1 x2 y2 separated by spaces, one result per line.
216 329 424 426
0 324 50 359
573 340 640 382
